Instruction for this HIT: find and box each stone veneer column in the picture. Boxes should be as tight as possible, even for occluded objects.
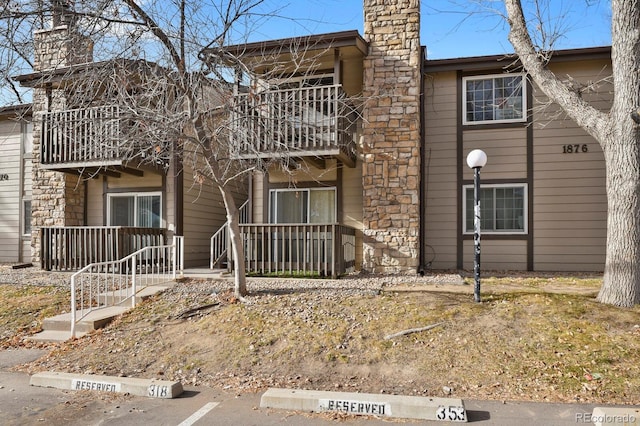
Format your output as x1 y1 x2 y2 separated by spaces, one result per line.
362 0 421 273
30 24 92 264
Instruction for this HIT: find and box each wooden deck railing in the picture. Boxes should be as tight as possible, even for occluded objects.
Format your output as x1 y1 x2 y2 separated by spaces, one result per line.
40 226 166 271
232 223 356 278
40 105 123 166
231 85 357 165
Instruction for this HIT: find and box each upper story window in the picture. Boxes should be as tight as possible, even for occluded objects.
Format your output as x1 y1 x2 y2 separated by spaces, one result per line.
463 74 526 125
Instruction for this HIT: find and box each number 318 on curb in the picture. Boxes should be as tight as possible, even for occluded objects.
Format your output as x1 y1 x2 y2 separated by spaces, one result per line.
436 405 467 422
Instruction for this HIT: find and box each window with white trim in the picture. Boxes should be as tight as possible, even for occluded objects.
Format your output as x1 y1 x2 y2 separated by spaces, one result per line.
107 193 162 228
463 184 527 234
269 187 336 224
463 74 526 125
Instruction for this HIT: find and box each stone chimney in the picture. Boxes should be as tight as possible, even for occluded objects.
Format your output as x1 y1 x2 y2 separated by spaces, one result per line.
30 0 93 264
361 0 421 274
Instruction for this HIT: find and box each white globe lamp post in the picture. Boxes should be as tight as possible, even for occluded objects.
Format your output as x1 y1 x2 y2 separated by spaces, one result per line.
466 149 487 303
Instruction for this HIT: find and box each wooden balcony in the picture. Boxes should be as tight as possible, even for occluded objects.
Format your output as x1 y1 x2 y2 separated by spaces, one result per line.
41 226 166 271
232 223 356 278
231 85 358 167
39 105 153 177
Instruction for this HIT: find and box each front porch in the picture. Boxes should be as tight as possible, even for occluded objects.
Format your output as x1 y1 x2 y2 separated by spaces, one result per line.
237 223 356 278
40 226 166 271
213 223 357 278
39 223 356 278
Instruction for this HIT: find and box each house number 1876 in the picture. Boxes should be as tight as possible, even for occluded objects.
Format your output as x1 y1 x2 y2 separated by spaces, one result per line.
562 144 588 153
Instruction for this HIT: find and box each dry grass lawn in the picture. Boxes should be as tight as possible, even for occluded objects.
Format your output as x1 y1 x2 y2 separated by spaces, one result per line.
1 272 639 405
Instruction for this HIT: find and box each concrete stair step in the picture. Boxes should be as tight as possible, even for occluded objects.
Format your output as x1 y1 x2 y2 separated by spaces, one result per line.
26 329 89 343
30 282 175 343
100 283 174 306
41 306 130 333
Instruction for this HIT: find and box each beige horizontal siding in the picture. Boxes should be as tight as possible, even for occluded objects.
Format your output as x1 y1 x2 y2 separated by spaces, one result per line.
182 159 246 267
424 70 458 270
251 172 265 223
462 240 527 271
86 178 103 226
463 128 528 181
106 173 162 188
0 120 24 262
342 160 363 270
532 58 608 272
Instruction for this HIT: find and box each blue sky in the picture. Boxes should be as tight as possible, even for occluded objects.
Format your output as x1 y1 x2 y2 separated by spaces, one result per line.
251 0 612 59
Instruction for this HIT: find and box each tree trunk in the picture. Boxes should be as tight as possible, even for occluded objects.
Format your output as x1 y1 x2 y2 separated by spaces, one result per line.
505 0 640 306
597 0 640 307
598 135 640 307
219 187 247 298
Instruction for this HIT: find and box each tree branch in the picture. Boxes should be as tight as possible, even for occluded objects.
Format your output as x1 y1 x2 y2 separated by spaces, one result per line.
504 0 610 144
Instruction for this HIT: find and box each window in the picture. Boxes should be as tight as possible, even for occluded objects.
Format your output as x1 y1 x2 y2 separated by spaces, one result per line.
107 193 162 228
463 184 527 234
463 74 526 125
269 188 336 224
23 199 31 236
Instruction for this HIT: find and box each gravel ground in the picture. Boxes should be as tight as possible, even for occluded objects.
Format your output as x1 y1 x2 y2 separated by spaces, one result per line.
0 264 74 287
0 263 465 296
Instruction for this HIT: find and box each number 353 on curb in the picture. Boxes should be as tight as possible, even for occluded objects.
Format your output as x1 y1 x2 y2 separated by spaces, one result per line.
436 405 467 422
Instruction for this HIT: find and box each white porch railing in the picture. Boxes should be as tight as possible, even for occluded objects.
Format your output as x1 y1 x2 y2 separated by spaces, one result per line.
69 236 184 337
210 200 249 269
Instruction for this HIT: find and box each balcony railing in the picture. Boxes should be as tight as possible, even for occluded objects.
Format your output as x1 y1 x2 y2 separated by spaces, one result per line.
40 105 123 167
231 223 356 278
231 85 357 166
40 226 166 271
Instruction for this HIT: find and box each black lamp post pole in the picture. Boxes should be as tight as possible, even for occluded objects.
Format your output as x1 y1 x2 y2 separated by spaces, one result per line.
473 166 482 303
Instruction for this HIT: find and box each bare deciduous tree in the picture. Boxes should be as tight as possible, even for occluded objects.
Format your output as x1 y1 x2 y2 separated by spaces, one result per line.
502 0 639 307
5 0 359 298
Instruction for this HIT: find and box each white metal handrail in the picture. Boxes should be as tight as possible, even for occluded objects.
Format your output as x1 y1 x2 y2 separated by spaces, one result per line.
70 235 184 337
210 200 249 269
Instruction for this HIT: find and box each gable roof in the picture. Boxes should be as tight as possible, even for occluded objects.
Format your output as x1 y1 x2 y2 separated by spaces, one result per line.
201 30 369 68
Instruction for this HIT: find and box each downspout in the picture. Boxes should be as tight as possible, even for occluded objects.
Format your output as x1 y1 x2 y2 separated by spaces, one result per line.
418 46 427 276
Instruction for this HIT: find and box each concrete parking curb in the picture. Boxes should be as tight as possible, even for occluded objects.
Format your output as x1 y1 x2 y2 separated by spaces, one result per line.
30 371 183 399
260 387 467 422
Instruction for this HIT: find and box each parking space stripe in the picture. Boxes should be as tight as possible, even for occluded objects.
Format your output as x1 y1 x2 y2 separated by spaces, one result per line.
177 402 220 426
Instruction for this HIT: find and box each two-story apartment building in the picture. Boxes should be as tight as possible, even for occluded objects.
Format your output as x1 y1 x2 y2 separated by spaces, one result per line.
4 0 609 275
